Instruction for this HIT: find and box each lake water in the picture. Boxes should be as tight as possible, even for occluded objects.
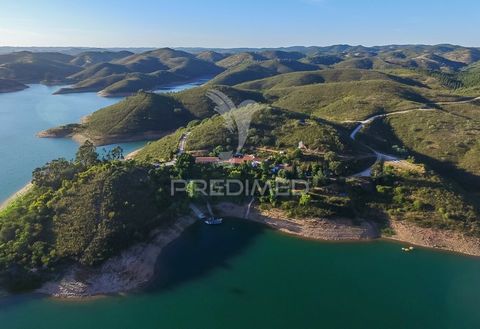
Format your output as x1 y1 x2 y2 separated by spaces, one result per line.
1 84 480 329
0 81 202 203
1 219 480 329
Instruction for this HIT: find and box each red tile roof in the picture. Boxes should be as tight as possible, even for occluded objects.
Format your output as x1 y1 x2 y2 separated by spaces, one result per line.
195 157 220 164
227 155 256 164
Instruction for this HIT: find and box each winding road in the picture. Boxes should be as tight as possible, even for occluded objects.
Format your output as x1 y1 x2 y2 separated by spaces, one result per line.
348 96 480 177
164 131 191 166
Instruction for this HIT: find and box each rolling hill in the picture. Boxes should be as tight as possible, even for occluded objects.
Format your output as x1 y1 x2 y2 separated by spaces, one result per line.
69 50 133 67
136 105 366 162
55 48 224 96
208 59 319 86
41 85 264 145
0 51 81 83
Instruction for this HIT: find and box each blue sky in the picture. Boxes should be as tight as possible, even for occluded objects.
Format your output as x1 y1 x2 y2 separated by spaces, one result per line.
1 0 479 47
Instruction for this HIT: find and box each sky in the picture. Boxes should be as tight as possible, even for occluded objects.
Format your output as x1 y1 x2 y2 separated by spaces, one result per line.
0 0 479 48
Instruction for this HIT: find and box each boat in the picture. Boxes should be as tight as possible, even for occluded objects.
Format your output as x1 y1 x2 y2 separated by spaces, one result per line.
205 217 223 225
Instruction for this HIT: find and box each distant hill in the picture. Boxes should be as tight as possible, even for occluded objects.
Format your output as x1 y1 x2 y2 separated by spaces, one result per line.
0 47 154 55
0 51 81 83
55 48 224 96
1 44 479 96
196 51 227 62
70 51 133 67
259 50 305 61
0 79 28 93
236 69 403 90
216 52 267 68
209 59 319 86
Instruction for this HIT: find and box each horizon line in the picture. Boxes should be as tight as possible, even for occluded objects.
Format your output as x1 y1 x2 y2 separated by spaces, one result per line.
0 42 479 49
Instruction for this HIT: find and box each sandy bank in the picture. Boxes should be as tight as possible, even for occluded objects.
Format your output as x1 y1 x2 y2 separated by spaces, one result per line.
0 183 33 212
216 202 480 257
387 221 480 257
215 202 379 241
125 148 144 160
37 216 196 298
38 128 170 147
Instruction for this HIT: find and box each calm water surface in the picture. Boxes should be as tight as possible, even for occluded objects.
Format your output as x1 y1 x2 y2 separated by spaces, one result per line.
0 81 201 202
0 219 480 329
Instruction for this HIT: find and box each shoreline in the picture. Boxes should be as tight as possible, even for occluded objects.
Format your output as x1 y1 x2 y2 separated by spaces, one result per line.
3 199 477 299
215 202 480 257
37 216 196 299
215 202 379 241
37 129 171 147
0 197 480 301
0 182 33 212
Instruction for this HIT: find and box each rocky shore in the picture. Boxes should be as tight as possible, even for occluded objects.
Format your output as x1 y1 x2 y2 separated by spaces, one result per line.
37 216 196 298
32 202 480 299
215 202 379 241
216 202 480 257
38 125 170 146
387 220 480 257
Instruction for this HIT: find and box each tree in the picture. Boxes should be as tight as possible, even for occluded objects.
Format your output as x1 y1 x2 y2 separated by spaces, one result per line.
299 193 311 206
32 158 76 189
175 153 196 179
186 181 199 199
75 141 99 168
103 146 124 161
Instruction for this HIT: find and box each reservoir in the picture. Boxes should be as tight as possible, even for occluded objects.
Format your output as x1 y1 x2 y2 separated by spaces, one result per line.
0 219 480 329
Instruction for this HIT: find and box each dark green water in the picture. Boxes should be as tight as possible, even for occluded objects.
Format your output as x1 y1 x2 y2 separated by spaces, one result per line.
1 218 479 329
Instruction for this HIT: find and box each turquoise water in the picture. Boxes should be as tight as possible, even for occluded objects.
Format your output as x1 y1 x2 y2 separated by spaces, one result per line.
0 82 200 203
0 219 480 329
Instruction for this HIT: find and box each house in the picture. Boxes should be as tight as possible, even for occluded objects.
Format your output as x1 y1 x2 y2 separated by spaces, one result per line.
227 154 256 165
195 156 220 164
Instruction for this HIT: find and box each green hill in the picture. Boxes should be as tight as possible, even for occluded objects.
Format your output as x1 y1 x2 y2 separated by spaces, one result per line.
236 69 406 90
0 51 81 83
301 54 343 66
216 52 267 68
264 79 432 121
68 63 131 81
56 48 223 96
443 48 480 64
0 147 179 288
209 59 319 86
459 62 480 88
357 101 480 189
69 50 133 67
334 58 375 70
137 105 366 163
259 50 305 61
43 86 264 145
196 51 227 62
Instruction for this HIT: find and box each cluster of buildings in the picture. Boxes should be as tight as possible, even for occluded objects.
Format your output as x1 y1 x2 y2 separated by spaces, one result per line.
194 154 259 165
